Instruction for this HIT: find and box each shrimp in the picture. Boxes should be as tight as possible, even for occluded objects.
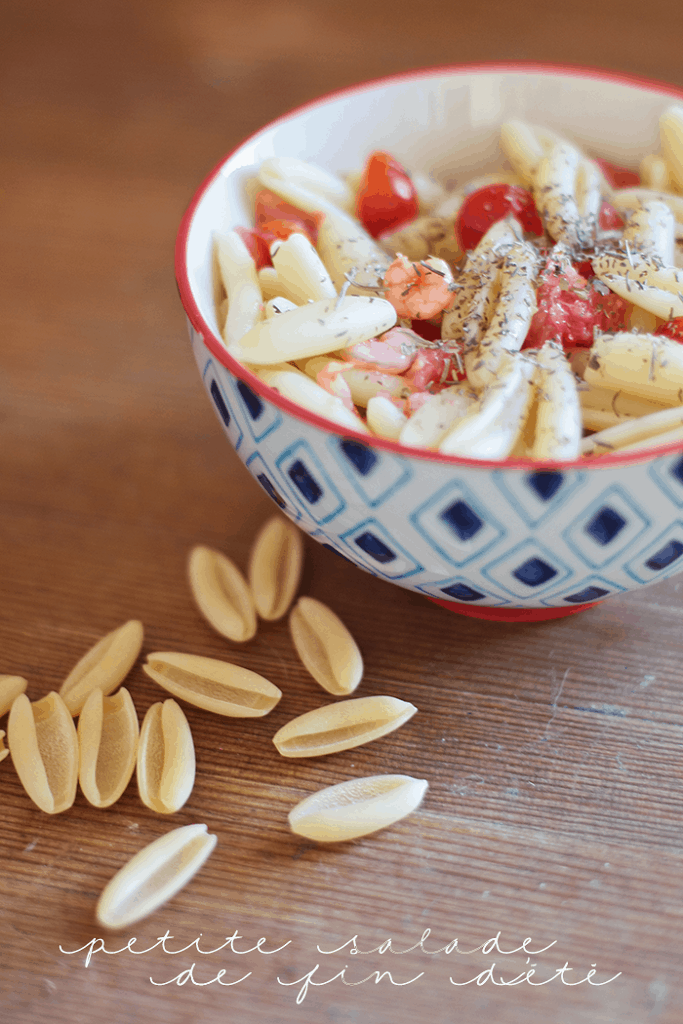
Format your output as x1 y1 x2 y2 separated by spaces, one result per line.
341 326 420 373
382 254 454 320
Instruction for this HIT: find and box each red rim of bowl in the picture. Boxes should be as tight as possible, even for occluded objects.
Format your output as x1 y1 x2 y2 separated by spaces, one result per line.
175 60 683 473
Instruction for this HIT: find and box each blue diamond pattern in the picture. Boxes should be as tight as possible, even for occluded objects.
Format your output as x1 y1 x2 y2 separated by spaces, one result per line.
623 520 683 584
440 500 484 542
339 439 378 476
441 582 485 601
415 575 510 606
257 473 287 509
512 557 558 588
328 436 413 508
201 361 245 452
563 585 610 603
538 574 626 607
645 539 683 571
410 480 505 568
244 452 301 521
339 519 423 580
276 441 346 525
647 454 683 509
237 380 263 420
527 471 564 502
482 539 572 598
231 374 282 443
493 469 585 528
562 485 650 569
585 506 627 545
288 459 323 504
671 455 683 486
354 531 396 563
210 380 231 428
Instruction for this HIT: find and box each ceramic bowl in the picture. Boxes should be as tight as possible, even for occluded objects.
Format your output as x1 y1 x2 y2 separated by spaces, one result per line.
175 62 683 622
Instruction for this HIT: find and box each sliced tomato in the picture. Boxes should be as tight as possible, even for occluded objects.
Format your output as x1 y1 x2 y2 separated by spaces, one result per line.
590 285 630 333
594 157 640 188
573 258 595 280
402 349 452 390
408 318 443 342
456 184 543 251
598 201 625 232
655 317 683 342
234 226 273 269
356 151 419 239
523 252 628 349
254 189 322 247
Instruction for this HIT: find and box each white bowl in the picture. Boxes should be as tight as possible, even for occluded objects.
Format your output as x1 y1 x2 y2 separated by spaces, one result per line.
176 62 683 623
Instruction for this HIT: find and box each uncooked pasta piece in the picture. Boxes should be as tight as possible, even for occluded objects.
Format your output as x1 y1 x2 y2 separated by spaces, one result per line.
289 596 363 696
59 620 144 716
144 652 281 717
78 688 139 808
272 694 417 758
95 823 217 930
0 675 28 717
248 515 304 621
8 692 78 813
288 774 428 842
188 546 257 643
137 699 195 814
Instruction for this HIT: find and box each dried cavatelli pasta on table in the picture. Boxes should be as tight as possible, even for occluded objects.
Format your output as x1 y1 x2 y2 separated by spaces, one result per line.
59 620 144 716
96 823 217 930
248 515 304 621
78 688 139 808
137 699 195 814
188 545 257 643
272 694 417 758
288 774 429 842
289 596 363 696
0 675 28 717
144 652 282 717
8 692 79 813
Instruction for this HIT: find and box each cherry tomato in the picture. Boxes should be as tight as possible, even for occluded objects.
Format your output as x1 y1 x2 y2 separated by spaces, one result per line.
456 184 543 251
655 317 683 343
523 253 628 349
598 201 625 232
594 157 640 188
234 226 273 269
254 189 321 247
356 151 419 239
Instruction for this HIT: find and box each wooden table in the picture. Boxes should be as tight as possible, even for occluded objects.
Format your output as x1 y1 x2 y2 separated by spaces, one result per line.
2 2 683 1021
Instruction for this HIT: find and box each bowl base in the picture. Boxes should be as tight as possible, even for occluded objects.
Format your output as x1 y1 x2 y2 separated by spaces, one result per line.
426 596 603 622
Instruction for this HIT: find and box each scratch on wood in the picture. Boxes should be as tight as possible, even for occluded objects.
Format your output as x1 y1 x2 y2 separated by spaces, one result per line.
542 666 570 738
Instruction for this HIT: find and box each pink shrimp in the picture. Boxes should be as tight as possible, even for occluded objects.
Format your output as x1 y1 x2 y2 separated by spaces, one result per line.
340 326 419 374
382 254 453 320
315 360 356 411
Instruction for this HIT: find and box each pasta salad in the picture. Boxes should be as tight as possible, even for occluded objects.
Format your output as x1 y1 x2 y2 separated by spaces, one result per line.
213 108 683 461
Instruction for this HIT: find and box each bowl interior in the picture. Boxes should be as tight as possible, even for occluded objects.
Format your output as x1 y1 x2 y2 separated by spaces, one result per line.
184 65 676 344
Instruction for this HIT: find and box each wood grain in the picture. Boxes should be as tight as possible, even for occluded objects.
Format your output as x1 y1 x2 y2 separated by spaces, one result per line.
2 1 683 1021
